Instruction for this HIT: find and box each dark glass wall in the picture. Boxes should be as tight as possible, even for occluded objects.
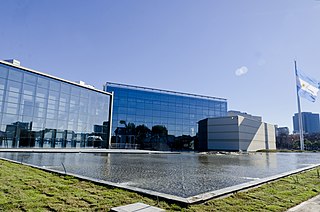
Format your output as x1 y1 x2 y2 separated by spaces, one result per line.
0 63 111 148
105 83 227 150
293 112 320 134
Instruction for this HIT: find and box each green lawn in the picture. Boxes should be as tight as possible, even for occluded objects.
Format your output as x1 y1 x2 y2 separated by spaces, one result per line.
0 158 320 211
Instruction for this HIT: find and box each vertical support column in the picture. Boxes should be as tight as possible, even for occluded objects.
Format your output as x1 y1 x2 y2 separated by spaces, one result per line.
39 130 45 148
62 130 68 148
51 129 57 148
108 91 114 149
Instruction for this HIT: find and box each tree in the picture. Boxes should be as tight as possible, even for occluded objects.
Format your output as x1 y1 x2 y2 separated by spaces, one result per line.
119 120 127 128
119 120 135 135
126 123 136 135
151 125 168 136
171 135 194 150
135 124 151 147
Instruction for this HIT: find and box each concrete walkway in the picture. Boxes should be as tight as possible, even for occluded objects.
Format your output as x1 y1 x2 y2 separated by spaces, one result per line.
287 194 320 212
0 148 178 154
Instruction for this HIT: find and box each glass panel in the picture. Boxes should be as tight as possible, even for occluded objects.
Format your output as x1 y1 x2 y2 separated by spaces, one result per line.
145 109 152 116
209 110 215 116
58 110 68 120
119 98 127 107
70 95 79 105
49 80 60 92
71 86 80 96
2 113 19 125
153 110 160 117
46 109 58 119
21 101 34 116
69 104 79 114
22 115 33 123
81 89 89 98
22 84 36 96
21 94 34 104
47 99 59 110
34 107 46 118
48 90 59 101
59 101 69 112
61 83 71 94
35 97 47 108
45 118 57 129
37 77 49 89
7 80 21 93
0 78 6 90
0 90 4 103
24 73 37 85
60 93 70 103
8 68 23 82
4 102 19 114
0 65 8 79
36 87 48 98
32 118 45 129
57 120 67 130
118 107 127 114
6 92 20 104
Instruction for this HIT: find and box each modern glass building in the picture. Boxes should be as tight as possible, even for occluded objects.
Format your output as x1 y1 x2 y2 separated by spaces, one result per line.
104 82 227 149
0 60 113 148
293 112 320 134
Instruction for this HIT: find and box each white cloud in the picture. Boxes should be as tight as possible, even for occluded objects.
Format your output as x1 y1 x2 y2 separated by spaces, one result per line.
235 66 248 76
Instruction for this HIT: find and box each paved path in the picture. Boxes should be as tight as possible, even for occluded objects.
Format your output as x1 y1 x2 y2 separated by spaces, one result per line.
0 148 178 154
287 194 320 212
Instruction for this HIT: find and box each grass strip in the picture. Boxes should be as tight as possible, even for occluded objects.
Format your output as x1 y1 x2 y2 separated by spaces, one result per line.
0 159 320 211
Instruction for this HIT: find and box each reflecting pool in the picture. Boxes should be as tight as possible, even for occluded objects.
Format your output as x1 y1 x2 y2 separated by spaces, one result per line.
1 152 320 198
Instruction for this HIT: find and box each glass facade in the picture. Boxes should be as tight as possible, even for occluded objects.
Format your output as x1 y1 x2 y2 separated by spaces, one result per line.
0 61 112 148
293 112 320 134
105 82 227 150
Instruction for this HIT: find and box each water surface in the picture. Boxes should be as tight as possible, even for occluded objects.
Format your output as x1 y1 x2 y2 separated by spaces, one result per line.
1 152 319 198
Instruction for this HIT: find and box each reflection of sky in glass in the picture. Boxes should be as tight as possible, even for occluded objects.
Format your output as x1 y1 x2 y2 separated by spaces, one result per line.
0 64 110 132
106 83 227 137
0 63 111 148
1 152 319 198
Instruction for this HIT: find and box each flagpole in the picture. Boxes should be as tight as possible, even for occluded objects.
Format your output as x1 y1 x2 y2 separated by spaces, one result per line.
295 60 304 150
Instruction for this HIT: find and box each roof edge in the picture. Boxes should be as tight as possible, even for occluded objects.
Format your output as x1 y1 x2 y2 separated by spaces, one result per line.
0 60 112 96
105 82 227 101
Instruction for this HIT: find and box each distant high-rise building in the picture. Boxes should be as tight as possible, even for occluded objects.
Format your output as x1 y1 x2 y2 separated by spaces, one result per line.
276 127 289 137
293 112 320 134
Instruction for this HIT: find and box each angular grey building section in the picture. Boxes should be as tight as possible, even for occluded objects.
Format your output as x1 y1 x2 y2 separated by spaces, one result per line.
198 116 276 151
293 112 320 134
0 60 113 148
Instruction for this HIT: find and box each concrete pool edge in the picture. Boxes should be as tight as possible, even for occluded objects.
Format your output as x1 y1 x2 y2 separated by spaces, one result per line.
186 163 320 203
1 156 319 204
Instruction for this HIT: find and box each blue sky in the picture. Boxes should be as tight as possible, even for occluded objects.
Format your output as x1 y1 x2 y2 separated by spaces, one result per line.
1 0 320 132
